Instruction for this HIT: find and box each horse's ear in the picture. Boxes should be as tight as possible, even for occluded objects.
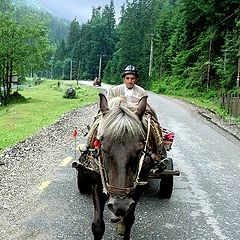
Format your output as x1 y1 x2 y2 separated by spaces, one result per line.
135 96 148 120
99 93 109 114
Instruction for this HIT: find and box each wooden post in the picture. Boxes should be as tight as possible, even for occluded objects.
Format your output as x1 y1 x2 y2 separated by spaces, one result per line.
207 37 212 91
98 54 103 83
70 59 73 80
149 34 154 78
77 60 81 84
224 50 227 73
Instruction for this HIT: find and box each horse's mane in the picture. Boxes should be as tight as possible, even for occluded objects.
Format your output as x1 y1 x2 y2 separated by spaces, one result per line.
97 97 145 141
108 96 139 110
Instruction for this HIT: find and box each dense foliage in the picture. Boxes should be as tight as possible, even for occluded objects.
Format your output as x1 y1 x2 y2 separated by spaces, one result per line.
53 0 239 95
0 0 63 105
103 0 240 95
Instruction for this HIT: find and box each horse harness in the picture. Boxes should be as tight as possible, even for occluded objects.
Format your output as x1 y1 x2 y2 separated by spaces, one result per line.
81 113 163 197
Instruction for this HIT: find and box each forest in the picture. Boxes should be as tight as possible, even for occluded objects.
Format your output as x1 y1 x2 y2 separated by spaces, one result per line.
0 0 239 106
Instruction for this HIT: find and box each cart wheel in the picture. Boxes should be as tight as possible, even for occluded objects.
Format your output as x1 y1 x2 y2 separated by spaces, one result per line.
77 171 92 194
159 158 173 199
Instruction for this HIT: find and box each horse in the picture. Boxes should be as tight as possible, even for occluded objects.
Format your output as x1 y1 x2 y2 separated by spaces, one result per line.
74 93 162 240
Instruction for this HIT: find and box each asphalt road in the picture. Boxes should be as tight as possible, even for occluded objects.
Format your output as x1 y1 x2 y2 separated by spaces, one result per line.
1 82 240 240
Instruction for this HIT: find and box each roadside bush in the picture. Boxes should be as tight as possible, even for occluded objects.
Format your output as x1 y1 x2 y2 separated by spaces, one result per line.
150 79 167 93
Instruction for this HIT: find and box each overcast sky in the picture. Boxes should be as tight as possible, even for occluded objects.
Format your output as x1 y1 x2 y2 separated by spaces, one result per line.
36 0 126 23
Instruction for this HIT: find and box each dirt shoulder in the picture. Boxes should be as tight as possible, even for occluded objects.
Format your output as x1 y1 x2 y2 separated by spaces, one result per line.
182 100 240 141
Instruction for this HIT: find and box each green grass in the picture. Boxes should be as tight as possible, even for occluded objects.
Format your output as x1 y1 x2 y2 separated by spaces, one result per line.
181 96 240 124
0 80 100 151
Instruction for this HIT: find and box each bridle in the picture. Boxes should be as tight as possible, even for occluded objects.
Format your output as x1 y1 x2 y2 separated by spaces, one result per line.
97 115 152 197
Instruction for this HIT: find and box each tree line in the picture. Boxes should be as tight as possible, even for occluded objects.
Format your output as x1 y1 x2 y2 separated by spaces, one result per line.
40 0 240 95
1 0 239 105
52 1 117 81
103 0 239 94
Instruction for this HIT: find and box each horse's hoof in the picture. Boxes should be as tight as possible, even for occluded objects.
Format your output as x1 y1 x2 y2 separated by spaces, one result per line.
116 218 125 236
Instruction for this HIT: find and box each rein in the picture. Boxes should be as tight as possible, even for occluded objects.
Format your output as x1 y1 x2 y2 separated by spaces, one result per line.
133 115 151 187
96 115 152 196
98 153 108 195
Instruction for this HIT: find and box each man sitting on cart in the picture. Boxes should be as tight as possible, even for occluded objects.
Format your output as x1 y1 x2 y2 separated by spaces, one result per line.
87 65 173 160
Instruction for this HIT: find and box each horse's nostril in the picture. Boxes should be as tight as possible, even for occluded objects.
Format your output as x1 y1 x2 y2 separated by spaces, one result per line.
108 197 135 217
115 209 125 217
108 203 113 211
129 200 135 208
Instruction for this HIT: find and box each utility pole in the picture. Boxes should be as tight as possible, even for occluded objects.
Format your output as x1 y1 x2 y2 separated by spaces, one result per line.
149 34 154 77
77 60 81 84
98 54 102 81
50 56 54 80
98 54 106 82
70 59 73 80
207 36 213 91
223 50 227 73
237 50 240 88
62 68 65 80
51 67 53 80
222 48 239 88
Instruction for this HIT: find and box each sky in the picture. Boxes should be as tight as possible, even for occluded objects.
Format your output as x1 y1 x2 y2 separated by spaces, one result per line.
36 0 126 23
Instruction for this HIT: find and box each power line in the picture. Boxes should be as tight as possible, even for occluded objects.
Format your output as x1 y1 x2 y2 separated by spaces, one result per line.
215 8 240 27
184 6 240 46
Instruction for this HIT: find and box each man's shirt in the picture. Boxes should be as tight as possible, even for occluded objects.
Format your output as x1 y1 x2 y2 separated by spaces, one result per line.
107 84 147 103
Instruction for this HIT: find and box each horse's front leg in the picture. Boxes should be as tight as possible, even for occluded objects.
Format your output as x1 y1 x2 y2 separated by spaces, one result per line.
92 184 108 240
122 204 136 240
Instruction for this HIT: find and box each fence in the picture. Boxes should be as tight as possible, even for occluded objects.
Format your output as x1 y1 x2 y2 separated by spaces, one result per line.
220 93 240 117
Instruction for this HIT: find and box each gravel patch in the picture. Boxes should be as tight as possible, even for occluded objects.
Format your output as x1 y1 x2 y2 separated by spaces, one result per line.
174 98 240 141
0 103 98 239
194 106 240 141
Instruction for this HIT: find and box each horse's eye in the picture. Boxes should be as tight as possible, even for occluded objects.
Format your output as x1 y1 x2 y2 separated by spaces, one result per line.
135 149 143 159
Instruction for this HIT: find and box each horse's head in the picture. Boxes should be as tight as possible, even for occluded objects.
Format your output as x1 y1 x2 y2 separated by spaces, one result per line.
97 93 148 217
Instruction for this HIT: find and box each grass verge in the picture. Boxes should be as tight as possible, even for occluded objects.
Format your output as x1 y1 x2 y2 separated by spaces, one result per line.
150 77 240 125
0 80 100 152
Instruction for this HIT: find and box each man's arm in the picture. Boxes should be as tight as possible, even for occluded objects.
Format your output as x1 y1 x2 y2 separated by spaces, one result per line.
133 85 147 99
107 87 115 100
107 85 122 101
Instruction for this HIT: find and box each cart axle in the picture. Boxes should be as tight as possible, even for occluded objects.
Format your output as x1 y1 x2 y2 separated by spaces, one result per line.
149 169 180 179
